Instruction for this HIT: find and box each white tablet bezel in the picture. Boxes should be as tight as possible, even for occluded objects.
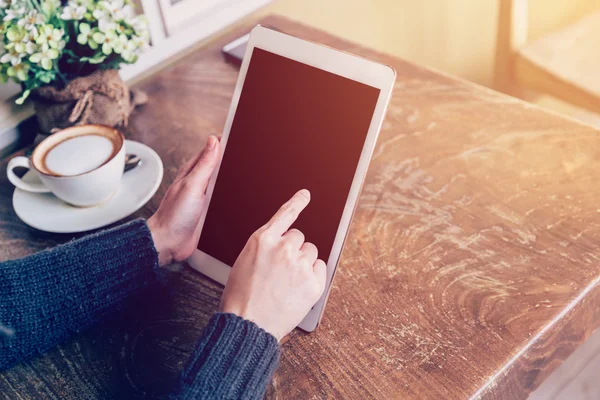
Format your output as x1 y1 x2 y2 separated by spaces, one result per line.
188 25 396 331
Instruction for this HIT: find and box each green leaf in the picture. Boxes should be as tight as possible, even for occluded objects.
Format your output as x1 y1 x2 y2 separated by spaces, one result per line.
16 89 30 105
88 55 106 64
63 48 77 57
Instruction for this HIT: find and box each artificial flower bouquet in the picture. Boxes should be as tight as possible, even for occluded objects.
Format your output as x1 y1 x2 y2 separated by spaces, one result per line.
0 0 150 132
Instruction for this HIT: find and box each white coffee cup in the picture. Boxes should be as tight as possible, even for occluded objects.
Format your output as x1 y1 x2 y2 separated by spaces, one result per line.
7 124 126 207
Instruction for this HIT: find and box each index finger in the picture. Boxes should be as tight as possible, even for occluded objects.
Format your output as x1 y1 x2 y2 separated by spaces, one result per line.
265 189 311 236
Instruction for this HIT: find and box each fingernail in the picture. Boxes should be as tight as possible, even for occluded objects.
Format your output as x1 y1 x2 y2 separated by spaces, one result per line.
299 189 310 199
207 136 216 149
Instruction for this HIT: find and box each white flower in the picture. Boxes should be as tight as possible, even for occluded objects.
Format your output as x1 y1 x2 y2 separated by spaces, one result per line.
99 17 115 32
121 41 135 62
36 25 65 50
92 28 120 55
92 8 107 19
29 42 59 70
98 0 134 21
112 32 128 53
93 8 115 32
133 35 149 52
7 61 29 81
119 4 134 20
19 30 44 53
41 0 61 15
0 46 24 66
12 40 35 54
60 3 86 20
24 41 36 54
130 15 149 38
121 36 145 62
0 0 12 8
21 29 36 44
3 7 25 21
17 10 44 31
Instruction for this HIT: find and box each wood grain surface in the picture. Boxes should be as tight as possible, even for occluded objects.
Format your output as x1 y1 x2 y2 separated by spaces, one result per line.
1 15 600 400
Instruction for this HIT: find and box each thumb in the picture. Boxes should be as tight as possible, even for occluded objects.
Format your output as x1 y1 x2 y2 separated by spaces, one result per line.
313 259 327 296
188 136 220 185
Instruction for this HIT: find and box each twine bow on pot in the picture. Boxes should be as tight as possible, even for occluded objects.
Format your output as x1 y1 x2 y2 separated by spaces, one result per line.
32 69 147 134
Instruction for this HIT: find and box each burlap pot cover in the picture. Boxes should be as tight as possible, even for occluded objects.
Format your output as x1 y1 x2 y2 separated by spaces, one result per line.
32 69 147 133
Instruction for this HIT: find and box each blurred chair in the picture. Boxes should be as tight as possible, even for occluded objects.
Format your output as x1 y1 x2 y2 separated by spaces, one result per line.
494 0 600 114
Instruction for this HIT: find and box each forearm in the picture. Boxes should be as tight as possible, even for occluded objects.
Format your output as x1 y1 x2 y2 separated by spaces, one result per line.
0 219 160 370
172 313 280 400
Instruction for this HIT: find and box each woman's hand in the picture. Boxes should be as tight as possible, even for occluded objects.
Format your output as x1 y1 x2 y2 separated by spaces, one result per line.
220 189 327 341
147 136 220 266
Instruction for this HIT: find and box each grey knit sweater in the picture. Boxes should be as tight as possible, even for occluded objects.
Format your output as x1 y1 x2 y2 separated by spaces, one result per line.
0 219 280 399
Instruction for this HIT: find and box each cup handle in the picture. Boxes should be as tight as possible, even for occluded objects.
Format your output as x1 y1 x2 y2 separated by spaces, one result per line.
7 156 51 193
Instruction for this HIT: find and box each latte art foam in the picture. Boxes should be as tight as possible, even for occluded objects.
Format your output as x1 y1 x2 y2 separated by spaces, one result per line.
43 134 116 176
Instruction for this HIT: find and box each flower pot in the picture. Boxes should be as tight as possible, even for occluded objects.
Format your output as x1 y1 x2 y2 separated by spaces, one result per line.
31 69 147 134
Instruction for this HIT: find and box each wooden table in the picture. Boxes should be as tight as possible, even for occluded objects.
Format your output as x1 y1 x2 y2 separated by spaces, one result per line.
1 15 600 400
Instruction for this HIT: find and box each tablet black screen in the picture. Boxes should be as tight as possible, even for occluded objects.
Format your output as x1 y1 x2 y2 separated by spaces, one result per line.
197 47 381 267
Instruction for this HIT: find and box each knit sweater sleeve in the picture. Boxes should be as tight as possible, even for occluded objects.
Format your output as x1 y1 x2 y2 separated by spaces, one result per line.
0 219 160 370
172 313 281 400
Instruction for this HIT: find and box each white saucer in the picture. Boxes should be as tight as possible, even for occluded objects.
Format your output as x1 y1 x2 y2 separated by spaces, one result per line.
12 140 163 233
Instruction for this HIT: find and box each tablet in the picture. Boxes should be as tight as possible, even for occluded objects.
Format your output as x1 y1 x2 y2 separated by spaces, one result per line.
188 25 395 331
